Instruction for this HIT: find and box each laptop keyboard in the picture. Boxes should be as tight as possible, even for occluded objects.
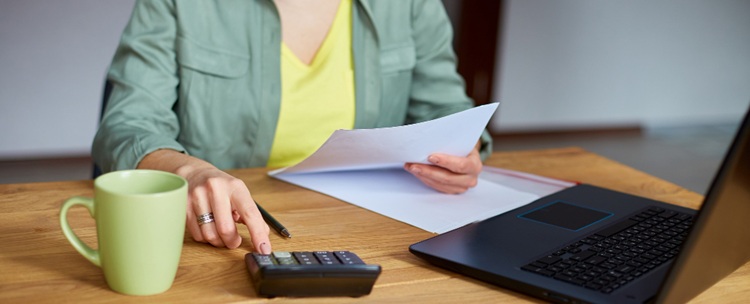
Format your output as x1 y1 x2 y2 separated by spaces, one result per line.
521 207 694 294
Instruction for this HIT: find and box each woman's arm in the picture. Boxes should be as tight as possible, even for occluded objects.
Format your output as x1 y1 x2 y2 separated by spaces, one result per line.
138 150 272 253
94 0 272 252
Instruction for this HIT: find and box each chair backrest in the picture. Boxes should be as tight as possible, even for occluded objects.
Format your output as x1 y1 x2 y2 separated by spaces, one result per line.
92 79 113 178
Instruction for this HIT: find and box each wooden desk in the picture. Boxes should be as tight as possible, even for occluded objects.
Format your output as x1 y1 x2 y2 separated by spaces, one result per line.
1 148 747 303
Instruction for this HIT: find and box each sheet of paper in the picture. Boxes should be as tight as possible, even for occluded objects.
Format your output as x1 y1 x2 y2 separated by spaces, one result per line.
266 103 569 234
272 168 540 234
480 167 577 197
270 103 499 175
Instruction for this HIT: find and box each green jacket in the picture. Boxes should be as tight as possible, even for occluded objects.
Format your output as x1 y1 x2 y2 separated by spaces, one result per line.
93 0 492 172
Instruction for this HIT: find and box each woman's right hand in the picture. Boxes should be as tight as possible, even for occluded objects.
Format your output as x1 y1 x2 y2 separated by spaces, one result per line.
137 149 272 254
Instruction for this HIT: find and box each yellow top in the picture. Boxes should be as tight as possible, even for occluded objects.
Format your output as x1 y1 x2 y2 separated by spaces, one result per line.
267 0 355 168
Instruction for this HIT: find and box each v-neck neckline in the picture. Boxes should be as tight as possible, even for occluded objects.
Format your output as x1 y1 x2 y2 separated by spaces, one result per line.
281 0 347 69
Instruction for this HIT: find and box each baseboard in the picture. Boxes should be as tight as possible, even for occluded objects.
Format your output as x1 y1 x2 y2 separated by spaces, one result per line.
491 125 643 139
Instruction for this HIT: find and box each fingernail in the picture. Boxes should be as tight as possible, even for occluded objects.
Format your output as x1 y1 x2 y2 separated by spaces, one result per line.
410 166 421 174
429 155 439 164
260 242 271 254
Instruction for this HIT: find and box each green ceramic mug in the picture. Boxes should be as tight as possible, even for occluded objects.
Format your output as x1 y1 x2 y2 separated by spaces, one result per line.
60 170 188 296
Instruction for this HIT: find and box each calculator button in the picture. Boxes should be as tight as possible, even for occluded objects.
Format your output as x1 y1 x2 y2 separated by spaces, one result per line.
272 251 292 259
314 251 341 264
293 252 320 265
334 251 365 265
273 251 297 265
253 254 275 266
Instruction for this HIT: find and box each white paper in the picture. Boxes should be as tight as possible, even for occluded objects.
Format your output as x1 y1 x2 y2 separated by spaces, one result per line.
270 103 499 175
480 167 576 197
268 103 570 234
273 168 540 233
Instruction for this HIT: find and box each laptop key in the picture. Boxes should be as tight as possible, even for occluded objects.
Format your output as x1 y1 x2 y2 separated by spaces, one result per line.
586 255 608 265
570 250 597 261
554 273 586 286
536 255 562 265
585 282 603 290
521 264 555 277
596 220 639 237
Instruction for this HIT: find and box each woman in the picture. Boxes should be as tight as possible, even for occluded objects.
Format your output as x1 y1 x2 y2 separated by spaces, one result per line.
93 0 492 254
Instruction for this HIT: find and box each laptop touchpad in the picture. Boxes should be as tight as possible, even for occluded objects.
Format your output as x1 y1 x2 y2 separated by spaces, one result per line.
519 201 612 231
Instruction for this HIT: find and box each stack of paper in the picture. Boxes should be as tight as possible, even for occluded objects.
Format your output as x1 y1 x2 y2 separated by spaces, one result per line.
269 104 574 233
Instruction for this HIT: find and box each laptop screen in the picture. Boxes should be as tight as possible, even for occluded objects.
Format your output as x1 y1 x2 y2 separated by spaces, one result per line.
655 106 750 303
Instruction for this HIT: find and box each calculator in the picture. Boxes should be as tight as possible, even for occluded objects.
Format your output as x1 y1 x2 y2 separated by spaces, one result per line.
245 251 382 297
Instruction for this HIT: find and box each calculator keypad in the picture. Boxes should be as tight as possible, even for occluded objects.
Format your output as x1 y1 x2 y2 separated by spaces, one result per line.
252 251 366 266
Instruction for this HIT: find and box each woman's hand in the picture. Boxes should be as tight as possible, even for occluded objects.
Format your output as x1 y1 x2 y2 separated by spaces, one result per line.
404 141 483 194
138 149 272 253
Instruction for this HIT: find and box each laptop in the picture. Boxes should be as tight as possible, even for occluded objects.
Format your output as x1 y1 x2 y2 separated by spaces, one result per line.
410 106 750 304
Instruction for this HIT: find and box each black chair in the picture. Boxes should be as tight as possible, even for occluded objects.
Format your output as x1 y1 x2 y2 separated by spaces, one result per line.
92 79 113 178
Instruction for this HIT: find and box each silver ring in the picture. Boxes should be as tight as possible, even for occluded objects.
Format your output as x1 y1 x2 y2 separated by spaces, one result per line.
197 212 215 225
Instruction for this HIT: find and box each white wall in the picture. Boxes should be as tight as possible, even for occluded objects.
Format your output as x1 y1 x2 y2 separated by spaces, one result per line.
0 0 135 160
2 1 750 160
491 0 750 132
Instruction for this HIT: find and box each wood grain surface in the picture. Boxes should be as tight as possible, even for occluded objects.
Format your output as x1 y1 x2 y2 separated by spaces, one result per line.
0 148 745 303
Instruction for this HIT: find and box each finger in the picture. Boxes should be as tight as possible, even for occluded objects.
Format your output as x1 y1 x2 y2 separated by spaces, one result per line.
408 165 475 194
406 163 478 191
427 151 482 175
187 186 208 243
192 185 225 247
231 185 271 254
421 179 470 194
207 178 241 249
185 204 204 243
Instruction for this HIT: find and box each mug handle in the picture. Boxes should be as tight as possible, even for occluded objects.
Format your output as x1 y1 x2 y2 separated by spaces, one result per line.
60 196 101 267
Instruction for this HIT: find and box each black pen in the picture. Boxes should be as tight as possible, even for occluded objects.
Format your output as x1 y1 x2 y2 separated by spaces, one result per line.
255 201 291 238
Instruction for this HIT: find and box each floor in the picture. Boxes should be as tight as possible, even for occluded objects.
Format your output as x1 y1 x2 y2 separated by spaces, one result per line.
0 124 737 194
492 124 737 194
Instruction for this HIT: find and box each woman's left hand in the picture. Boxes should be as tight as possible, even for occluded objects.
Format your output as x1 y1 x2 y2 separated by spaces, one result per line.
404 141 483 194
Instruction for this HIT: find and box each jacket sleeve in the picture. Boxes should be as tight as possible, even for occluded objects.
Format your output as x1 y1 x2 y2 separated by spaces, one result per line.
407 0 493 160
92 0 186 172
